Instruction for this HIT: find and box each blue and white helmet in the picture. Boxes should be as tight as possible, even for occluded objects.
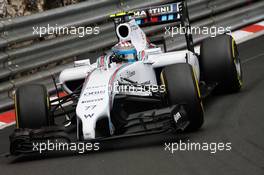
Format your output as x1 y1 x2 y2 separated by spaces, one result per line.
112 41 137 62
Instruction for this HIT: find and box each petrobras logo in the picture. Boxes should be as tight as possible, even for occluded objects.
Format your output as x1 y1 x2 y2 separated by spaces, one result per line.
133 3 178 18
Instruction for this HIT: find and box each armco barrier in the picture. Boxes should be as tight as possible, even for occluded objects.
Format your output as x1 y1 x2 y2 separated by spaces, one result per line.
0 0 263 112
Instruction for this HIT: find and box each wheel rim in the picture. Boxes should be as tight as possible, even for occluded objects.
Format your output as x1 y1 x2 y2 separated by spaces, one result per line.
234 57 242 86
235 58 241 77
232 39 242 86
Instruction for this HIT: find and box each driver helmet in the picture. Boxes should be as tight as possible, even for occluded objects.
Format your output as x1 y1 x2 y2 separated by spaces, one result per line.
112 41 137 62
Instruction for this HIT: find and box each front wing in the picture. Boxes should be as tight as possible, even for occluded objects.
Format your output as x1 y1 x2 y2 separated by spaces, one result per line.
9 105 189 156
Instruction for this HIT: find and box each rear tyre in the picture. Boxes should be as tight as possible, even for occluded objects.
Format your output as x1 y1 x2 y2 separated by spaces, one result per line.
200 34 243 93
161 63 204 131
15 84 52 129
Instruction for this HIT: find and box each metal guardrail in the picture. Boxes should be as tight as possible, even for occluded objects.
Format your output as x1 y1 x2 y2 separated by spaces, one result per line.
0 0 263 112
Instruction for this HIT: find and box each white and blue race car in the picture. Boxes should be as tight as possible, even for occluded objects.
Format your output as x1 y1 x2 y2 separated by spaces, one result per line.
10 1 242 155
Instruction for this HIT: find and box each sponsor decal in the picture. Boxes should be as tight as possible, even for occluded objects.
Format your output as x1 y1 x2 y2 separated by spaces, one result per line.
141 80 151 85
86 85 106 89
173 112 182 123
126 70 136 78
85 105 97 111
83 90 105 96
84 113 94 119
134 4 176 18
81 98 104 104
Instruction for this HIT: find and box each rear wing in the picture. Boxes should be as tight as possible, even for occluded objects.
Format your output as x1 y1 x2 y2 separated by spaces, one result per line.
133 3 180 26
110 2 184 26
110 1 195 52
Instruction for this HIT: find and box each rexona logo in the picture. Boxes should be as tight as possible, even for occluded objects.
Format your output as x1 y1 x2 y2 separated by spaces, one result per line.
134 4 175 18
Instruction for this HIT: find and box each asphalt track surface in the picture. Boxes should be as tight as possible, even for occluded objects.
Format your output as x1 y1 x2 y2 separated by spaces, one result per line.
0 35 264 175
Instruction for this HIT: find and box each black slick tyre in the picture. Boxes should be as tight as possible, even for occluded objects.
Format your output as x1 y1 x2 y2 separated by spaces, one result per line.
200 34 243 93
161 63 204 131
15 84 52 129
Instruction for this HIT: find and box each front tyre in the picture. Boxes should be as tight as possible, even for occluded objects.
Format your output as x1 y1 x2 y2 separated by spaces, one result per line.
161 63 204 131
15 84 52 129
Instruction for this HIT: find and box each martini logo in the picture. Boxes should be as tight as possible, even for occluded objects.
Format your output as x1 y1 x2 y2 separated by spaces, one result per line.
134 4 175 18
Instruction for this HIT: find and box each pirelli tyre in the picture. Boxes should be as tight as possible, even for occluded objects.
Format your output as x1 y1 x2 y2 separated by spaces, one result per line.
15 84 52 129
200 34 243 93
161 63 204 131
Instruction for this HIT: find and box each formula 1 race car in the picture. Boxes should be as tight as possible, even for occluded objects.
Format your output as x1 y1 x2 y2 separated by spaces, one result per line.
10 1 242 155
